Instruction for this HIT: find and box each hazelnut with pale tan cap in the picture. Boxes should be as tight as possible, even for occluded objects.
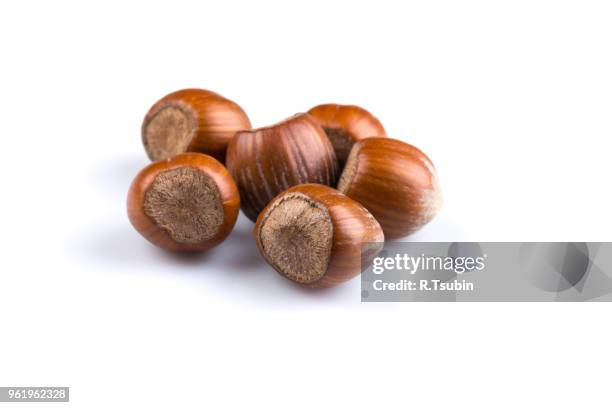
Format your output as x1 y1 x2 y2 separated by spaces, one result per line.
254 184 384 288
127 153 240 252
337 138 443 238
142 88 251 163
307 103 386 167
226 113 339 222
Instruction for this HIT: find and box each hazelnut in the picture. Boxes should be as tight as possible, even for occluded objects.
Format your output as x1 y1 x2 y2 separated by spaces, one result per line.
142 88 251 163
127 153 239 251
226 113 338 222
254 184 384 288
307 103 386 167
337 138 442 238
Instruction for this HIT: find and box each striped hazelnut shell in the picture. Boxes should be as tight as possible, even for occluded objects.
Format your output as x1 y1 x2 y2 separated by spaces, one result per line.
307 103 386 167
254 184 384 288
337 138 442 238
142 88 251 163
226 113 339 222
127 153 240 252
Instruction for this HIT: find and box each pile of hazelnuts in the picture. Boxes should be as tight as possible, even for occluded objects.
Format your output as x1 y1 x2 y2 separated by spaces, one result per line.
127 89 442 288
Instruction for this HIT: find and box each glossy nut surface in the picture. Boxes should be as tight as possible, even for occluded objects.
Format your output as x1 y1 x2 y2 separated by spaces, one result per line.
127 153 239 251
142 88 251 163
226 113 338 222
337 138 442 238
308 103 386 166
254 184 384 288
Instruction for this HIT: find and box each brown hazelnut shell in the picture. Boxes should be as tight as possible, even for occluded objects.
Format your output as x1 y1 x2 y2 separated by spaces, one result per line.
127 152 239 252
337 138 442 239
142 88 251 163
226 113 339 222
254 184 384 289
307 103 386 166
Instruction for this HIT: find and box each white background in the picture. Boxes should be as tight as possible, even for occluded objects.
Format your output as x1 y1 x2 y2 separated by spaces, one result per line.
1 1 611 406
